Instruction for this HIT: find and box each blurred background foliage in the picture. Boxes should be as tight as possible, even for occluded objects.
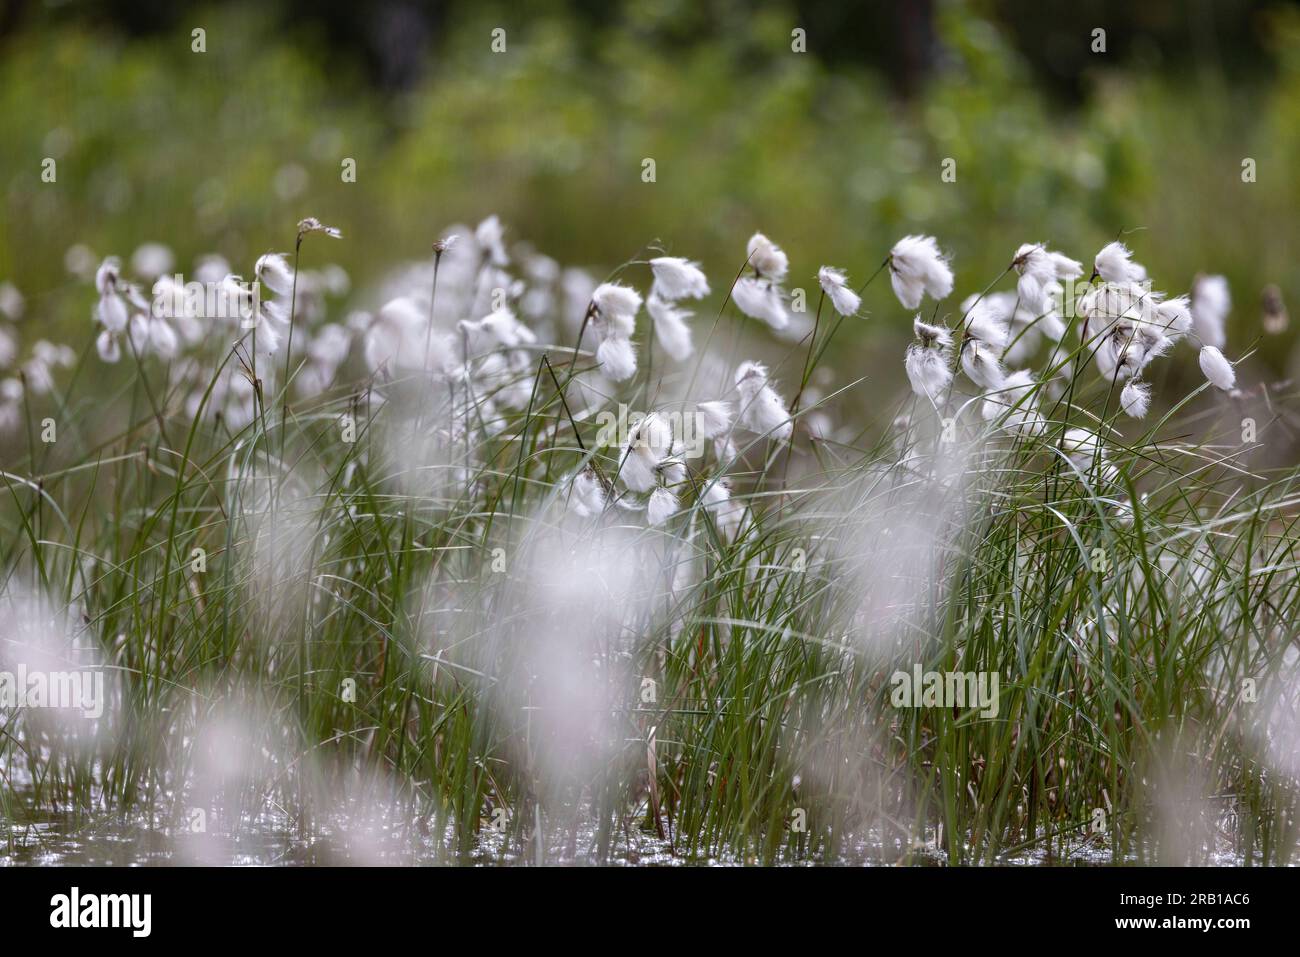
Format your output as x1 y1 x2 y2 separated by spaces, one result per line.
2 0 1299 380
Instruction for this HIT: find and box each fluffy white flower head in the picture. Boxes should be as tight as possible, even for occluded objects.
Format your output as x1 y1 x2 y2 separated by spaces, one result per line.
818 266 861 317
746 233 789 283
889 235 953 310
650 257 710 301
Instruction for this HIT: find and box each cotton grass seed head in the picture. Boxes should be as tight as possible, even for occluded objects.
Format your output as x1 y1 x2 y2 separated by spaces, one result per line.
566 467 607 519
904 318 954 401
695 400 734 439
960 341 1006 391
646 293 694 362
963 297 1011 352
1198 345 1236 391
745 232 789 283
1012 242 1083 281
1155 295 1193 339
596 333 637 382
888 235 953 310
914 315 950 346
1190 274 1231 349
647 486 680 526
1120 379 1151 419
255 253 295 298
731 276 789 330
297 217 342 240
735 360 793 441
904 344 953 401
649 256 709 301
94 256 121 297
1012 243 1082 314
592 282 642 332
95 329 121 363
701 477 746 541
474 214 508 267
1093 241 1146 284
817 266 861 317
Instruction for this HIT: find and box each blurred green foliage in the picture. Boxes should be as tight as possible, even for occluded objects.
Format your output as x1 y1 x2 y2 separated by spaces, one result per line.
2 0 1299 376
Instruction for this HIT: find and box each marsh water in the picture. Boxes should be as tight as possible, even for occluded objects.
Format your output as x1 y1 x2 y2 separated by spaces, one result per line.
7 795 1232 866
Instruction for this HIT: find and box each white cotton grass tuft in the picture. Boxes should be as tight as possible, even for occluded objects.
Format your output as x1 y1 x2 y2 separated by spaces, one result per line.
695 399 734 439
746 233 789 283
95 288 128 334
964 288 1063 368
460 307 536 351
365 296 440 375
148 316 179 360
649 257 709 301
646 294 694 361
92 256 129 335
647 486 680 526
1093 241 1147 284
904 317 954 401
731 277 789 330
1190 274 1230 349
95 329 121 363
700 478 746 541
475 214 509 267
732 234 793 330
963 297 1011 352
817 266 861 317
592 282 642 335
956 298 1009 390
621 412 676 493
618 449 657 498
566 467 607 518
596 334 638 382
961 342 1007 391
734 360 793 442
1035 283 1068 341
1012 243 1082 313
1120 379 1151 419
888 235 953 310
1155 295 1194 339
95 257 121 297
296 216 343 240
590 282 643 380
1077 282 1171 383
254 253 295 299
913 317 953 350
1198 346 1236 391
